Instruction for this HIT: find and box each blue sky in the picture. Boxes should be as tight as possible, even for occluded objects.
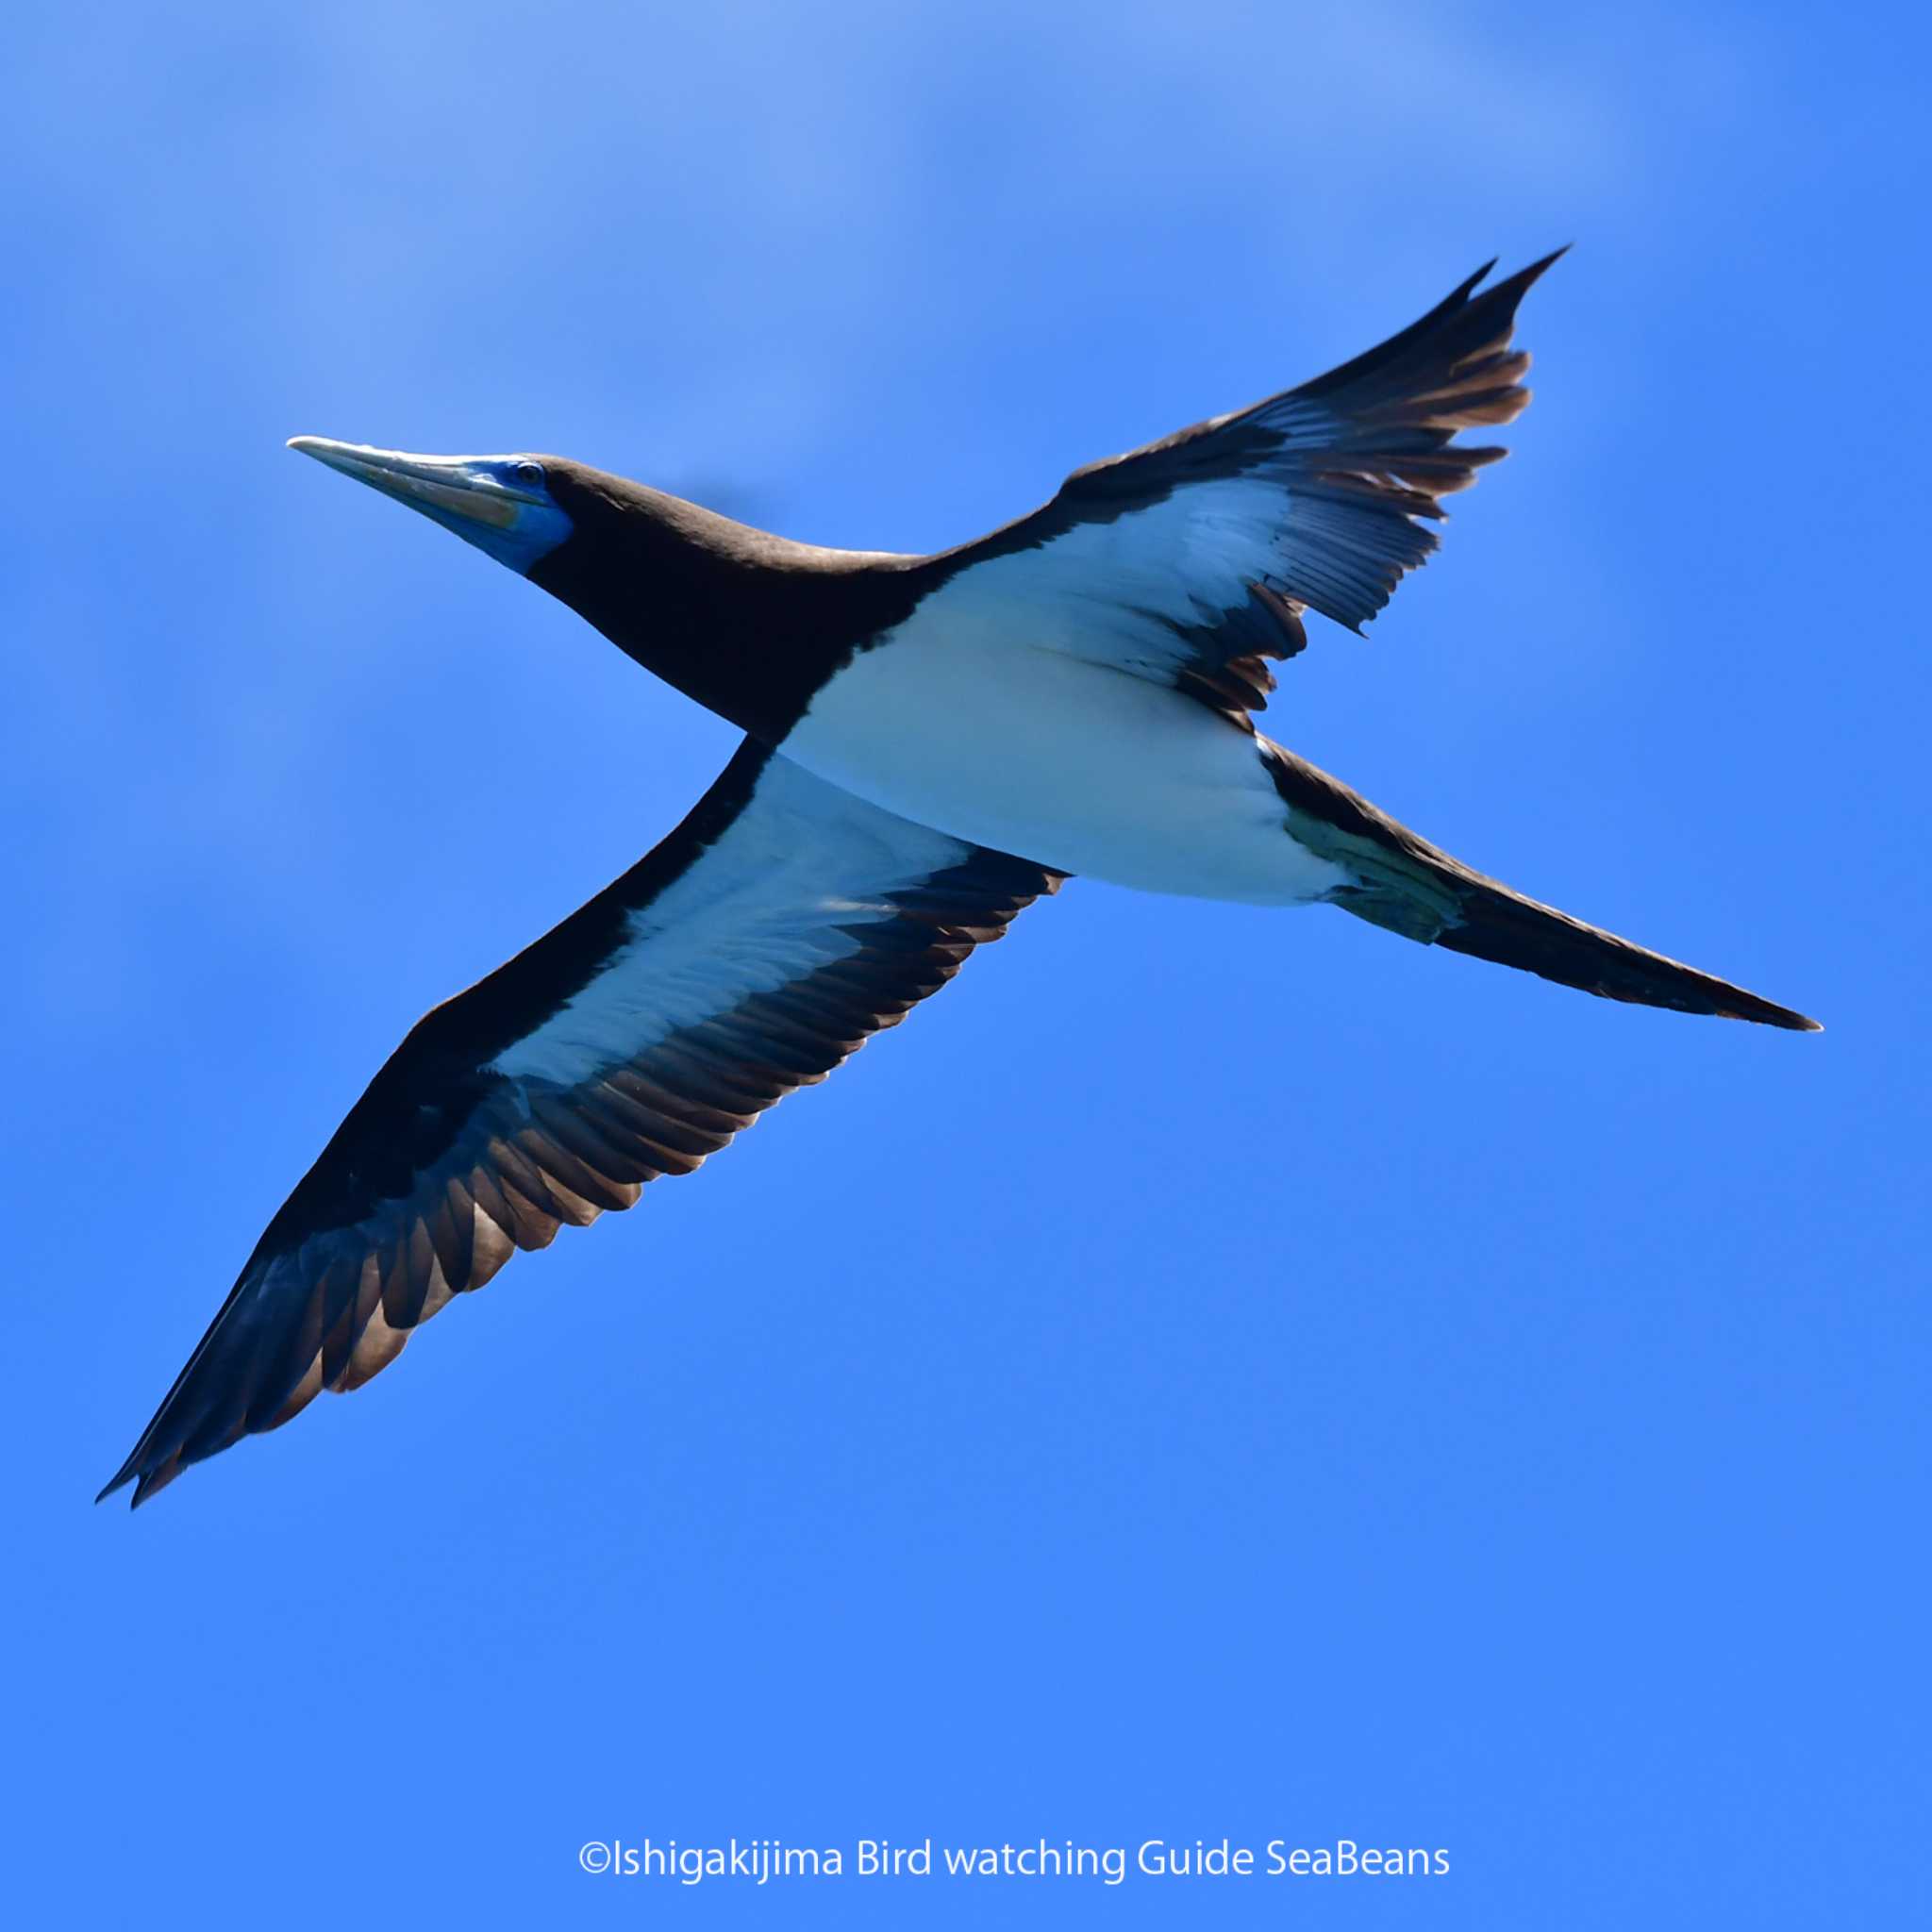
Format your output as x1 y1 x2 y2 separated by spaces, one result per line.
5 2 1925 1924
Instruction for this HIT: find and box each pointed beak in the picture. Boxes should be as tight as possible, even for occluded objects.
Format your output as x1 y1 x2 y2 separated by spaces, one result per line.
287 437 533 528
287 436 573 574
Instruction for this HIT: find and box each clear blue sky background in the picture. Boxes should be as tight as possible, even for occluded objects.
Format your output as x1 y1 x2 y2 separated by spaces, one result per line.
5 3 1924 1925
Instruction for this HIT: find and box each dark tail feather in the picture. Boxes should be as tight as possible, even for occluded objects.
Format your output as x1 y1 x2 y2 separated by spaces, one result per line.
1424 874 1820 1029
1263 741 1821 1032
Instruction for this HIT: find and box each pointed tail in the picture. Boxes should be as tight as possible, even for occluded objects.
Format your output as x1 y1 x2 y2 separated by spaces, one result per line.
1263 741 1821 1031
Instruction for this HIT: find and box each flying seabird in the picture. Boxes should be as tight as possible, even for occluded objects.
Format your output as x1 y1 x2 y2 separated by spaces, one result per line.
100 255 1817 1507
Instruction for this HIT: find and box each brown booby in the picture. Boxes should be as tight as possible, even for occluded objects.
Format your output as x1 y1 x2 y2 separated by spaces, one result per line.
99 254 1817 1507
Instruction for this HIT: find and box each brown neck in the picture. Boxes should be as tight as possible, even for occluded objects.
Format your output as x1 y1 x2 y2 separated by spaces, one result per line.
529 460 931 743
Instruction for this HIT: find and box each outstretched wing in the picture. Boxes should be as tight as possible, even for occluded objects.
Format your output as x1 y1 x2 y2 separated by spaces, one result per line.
918 254 1560 719
101 742 1058 1506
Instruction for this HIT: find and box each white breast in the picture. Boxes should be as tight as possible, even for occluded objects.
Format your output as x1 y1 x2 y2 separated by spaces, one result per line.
780 624 1345 906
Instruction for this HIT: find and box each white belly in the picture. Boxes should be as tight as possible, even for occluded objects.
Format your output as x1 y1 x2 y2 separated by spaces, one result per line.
780 637 1347 905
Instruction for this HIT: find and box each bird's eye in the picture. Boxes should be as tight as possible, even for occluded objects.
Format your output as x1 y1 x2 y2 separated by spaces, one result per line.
511 458 544 486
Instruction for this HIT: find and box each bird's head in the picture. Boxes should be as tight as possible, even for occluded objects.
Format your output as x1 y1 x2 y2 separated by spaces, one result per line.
286 438 576 575
286 435 843 737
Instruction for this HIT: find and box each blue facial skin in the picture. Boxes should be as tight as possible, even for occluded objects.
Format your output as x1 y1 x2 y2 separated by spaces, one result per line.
286 441 575 575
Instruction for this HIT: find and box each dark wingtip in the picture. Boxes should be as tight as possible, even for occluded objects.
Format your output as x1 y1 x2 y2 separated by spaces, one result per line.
1474 245 1569 311
1462 245 1566 296
95 1399 172 1506
94 1464 136 1507
96 1441 179 1508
